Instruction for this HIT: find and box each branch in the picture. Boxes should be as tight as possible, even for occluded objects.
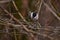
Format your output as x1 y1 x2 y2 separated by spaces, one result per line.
49 1 60 14
0 1 54 39
0 0 11 3
0 6 30 33
43 1 60 21
11 0 29 24
37 0 43 14
0 6 37 38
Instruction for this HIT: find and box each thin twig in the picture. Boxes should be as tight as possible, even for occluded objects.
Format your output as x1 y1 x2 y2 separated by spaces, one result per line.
49 1 60 14
37 0 43 27
13 28 17 40
0 0 11 3
12 0 29 24
43 1 60 21
37 0 43 14
0 21 53 40
0 6 37 38
11 1 38 36
0 6 29 32
11 1 40 34
0 1 54 39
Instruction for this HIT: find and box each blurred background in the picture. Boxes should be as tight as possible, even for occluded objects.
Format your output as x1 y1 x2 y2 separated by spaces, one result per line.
0 0 60 40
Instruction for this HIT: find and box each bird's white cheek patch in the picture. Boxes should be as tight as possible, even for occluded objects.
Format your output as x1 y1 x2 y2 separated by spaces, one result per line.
31 12 34 19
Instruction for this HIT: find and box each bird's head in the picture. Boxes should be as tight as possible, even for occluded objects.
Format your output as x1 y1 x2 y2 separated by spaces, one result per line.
28 11 39 21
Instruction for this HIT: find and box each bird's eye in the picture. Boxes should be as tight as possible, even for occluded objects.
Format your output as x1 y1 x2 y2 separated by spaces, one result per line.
33 12 37 18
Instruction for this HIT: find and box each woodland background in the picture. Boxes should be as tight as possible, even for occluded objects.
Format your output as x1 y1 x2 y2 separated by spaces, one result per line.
0 0 60 40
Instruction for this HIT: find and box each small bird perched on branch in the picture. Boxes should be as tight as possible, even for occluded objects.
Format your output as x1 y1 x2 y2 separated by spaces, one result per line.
28 11 39 21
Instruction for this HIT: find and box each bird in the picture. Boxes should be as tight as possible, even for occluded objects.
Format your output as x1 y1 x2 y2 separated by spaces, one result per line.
28 11 39 21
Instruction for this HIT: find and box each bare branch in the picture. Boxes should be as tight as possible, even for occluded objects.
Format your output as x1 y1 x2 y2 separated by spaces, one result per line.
37 0 43 14
0 0 11 3
12 0 28 23
43 1 60 21
0 6 37 38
